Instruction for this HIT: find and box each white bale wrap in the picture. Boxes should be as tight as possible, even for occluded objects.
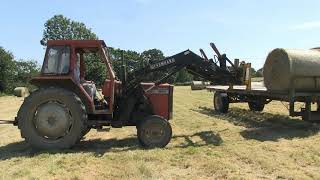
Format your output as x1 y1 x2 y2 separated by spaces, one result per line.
263 48 320 92
191 81 203 90
191 81 210 90
14 87 29 97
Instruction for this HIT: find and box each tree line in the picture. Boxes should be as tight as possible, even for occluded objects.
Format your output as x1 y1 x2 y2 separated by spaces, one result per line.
0 14 262 94
41 15 194 86
0 47 39 94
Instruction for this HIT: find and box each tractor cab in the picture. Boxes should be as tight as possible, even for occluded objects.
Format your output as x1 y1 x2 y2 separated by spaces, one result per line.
32 40 116 114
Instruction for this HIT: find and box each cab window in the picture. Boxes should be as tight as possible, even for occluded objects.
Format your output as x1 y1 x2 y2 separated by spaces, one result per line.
43 46 70 74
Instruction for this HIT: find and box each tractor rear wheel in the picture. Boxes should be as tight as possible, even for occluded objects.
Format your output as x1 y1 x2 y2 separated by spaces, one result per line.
137 115 172 148
82 127 91 136
17 87 87 150
79 126 91 140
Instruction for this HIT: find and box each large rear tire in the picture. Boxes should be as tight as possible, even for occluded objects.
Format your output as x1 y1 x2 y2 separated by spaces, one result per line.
137 115 172 148
17 87 87 150
80 127 91 138
213 92 229 113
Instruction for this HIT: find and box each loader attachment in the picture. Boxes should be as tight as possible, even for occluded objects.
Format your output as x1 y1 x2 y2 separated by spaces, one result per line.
123 42 246 96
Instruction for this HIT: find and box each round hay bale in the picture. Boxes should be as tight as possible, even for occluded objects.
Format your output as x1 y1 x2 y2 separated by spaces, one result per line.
14 87 29 97
263 48 320 91
191 81 205 90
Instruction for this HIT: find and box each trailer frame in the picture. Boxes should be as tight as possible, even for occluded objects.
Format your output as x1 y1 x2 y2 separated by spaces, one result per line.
207 75 320 122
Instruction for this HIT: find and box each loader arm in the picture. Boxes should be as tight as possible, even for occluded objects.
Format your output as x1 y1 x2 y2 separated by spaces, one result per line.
113 43 245 127
123 47 244 96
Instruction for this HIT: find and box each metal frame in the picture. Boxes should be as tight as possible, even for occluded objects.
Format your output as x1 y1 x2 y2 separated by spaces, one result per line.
0 120 16 125
207 74 320 122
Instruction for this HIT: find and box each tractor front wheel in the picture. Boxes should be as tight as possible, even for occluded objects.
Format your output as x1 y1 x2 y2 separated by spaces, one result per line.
137 115 172 148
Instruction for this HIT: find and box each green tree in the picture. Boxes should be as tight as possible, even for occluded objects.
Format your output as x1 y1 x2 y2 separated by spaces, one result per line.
13 60 40 90
140 49 176 83
108 48 141 76
14 60 39 79
251 67 257 77
140 49 164 82
0 47 39 93
141 49 164 63
256 68 263 77
41 15 193 85
84 54 107 86
41 15 97 45
175 69 193 83
0 47 15 92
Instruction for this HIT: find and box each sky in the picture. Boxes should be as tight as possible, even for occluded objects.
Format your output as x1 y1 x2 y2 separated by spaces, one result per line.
1 0 320 69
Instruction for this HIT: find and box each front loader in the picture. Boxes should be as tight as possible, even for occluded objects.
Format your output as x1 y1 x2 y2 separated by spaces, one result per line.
12 40 247 150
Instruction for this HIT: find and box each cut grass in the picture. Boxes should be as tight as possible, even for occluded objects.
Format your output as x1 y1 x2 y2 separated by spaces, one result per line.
0 86 319 179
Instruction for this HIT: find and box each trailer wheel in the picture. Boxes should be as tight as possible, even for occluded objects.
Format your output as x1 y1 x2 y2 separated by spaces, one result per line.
214 92 229 113
137 115 172 148
248 101 265 112
17 87 87 150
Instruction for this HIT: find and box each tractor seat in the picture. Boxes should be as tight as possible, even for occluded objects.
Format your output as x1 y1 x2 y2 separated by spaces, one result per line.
82 81 97 100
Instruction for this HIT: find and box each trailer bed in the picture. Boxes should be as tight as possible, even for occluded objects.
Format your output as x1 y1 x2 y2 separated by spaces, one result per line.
206 82 320 102
206 82 320 122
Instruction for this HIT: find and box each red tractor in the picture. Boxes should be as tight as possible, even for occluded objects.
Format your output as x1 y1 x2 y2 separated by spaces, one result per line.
15 40 244 150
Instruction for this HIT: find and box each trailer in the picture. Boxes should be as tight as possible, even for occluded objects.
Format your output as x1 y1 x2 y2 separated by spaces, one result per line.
207 78 320 122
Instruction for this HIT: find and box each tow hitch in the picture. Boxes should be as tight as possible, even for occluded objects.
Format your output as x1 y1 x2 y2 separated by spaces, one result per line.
0 118 17 125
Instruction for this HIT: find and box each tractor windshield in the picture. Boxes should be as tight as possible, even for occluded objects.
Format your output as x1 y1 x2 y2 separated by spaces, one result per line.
42 46 70 75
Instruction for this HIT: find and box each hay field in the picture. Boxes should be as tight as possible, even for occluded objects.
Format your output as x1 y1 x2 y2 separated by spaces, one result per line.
0 86 319 179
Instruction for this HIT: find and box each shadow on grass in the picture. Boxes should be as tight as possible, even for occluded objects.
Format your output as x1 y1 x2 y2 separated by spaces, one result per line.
194 106 320 142
0 130 222 160
173 131 223 148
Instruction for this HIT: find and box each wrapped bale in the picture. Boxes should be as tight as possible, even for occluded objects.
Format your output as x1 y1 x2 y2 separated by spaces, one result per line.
191 81 203 90
14 87 29 97
191 81 210 90
263 48 320 92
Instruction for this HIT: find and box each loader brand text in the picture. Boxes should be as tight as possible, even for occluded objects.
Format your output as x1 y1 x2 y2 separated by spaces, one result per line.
150 58 175 70
146 88 169 94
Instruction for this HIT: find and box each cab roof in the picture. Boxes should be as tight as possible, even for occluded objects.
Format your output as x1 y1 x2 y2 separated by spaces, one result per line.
46 40 107 48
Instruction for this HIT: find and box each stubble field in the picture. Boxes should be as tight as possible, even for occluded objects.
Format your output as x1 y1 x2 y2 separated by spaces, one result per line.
0 86 319 179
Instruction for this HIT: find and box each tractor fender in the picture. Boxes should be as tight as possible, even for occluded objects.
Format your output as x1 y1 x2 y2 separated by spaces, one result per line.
30 77 94 113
